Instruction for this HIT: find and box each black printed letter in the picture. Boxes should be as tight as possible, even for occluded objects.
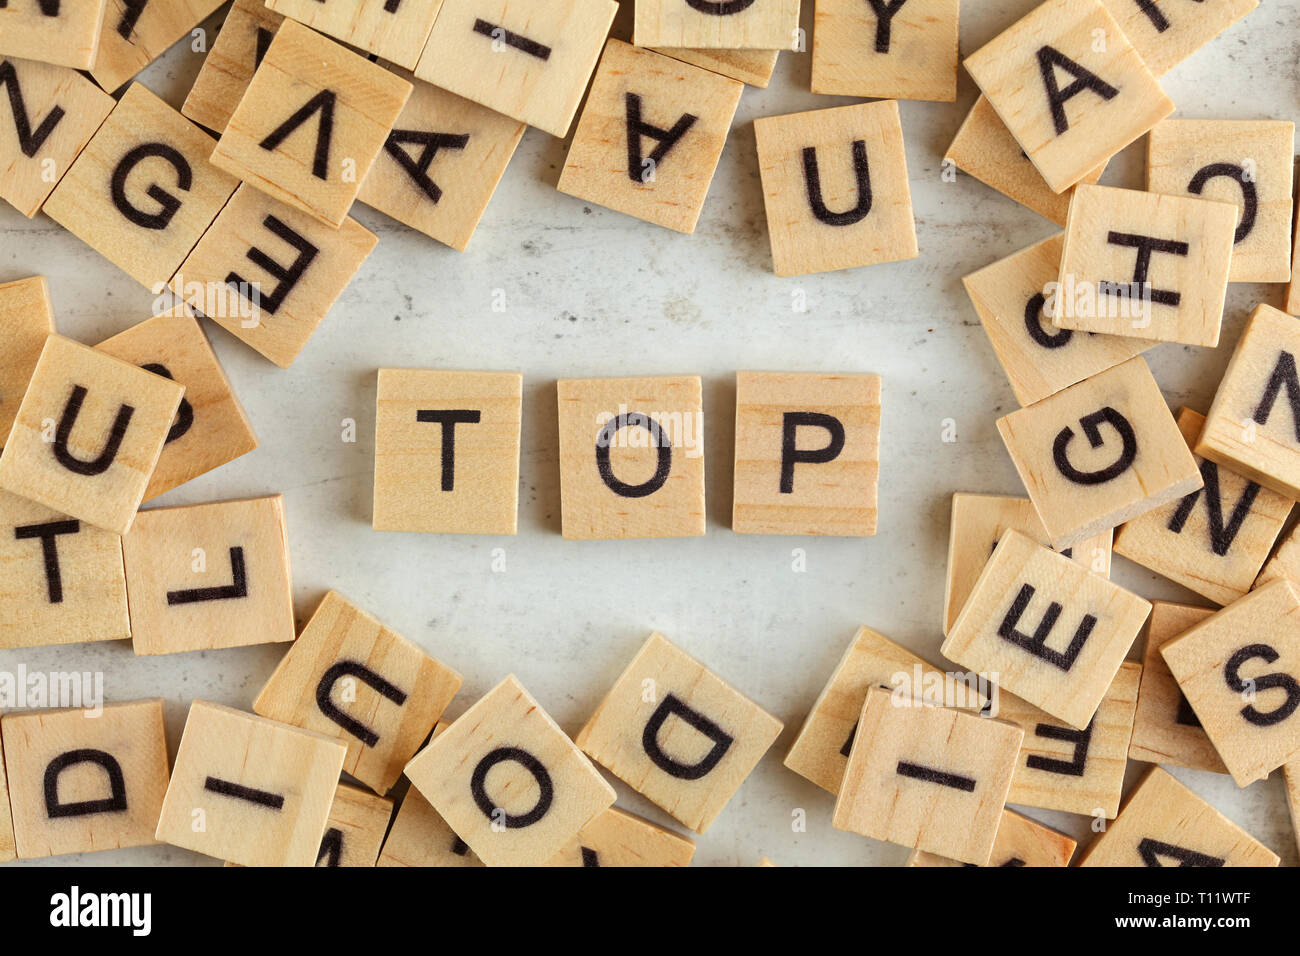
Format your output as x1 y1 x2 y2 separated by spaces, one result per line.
803 140 872 226
110 143 192 230
626 93 697 183
780 411 845 493
259 90 335 181
415 409 481 492
998 583 1097 671
315 660 408 746
53 385 133 476
595 413 672 498
1224 643 1300 727
44 750 127 818
1052 406 1137 485
226 215 319 315
14 519 79 603
642 693 733 780
0 60 64 157
1036 46 1119 136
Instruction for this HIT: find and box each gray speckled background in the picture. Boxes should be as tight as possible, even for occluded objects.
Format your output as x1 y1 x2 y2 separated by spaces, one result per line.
2 0 1298 866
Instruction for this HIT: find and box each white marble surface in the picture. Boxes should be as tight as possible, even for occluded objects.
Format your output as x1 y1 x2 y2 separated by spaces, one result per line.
2 0 1298 867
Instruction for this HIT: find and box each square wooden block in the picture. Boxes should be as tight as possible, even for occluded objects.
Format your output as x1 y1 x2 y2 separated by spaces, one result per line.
1079 766 1278 867
0 490 130 650
962 233 1152 407
1053 184 1237 347
635 0 796 49
754 101 917 277
43 83 239 290
907 808 1076 867
265 0 443 69
997 356 1202 549
543 806 696 867
122 495 295 656
1162 580 1300 786
833 687 1023 865
964 0 1172 194
254 589 463 793
0 334 184 535
0 720 14 862
1147 119 1293 284
89 0 225 93
0 275 55 441
1128 601 1228 774
557 375 706 540
944 493 1113 637
943 530 1150 729
1198 304 1300 499
651 47 780 88
1115 408 1291 606
946 96 1105 226
0 57 114 218
181 0 286 134
155 700 346 867
1099 0 1257 77
404 675 616 866
313 782 393 867
2 700 168 859
557 40 743 235
357 67 525 252
575 632 783 833
996 661 1140 818
783 625 988 794
171 184 378 369
0 0 107 70
373 369 522 535
811 0 958 101
414 0 618 139
211 18 412 227
96 312 258 501
732 370 881 536
377 779 483 867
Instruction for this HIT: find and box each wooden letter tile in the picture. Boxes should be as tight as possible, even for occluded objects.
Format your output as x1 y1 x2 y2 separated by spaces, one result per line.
254 589 463 793
557 375 706 540
373 368 522 534
377 779 483 867
754 100 917 277
1053 184 1237 347
943 530 1150 728
811 0 958 102
907 807 1076 867
0 275 55 442
0 0 107 70
313 782 393 867
171 184 378 369
0 490 130 649
404 675 616 866
155 700 346 867
1161 580 1300 785
122 494 295 655
2 700 168 858
1147 119 1294 284
783 625 987 794
732 370 881 536
543 806 696 867
944 493 1113 637
1128 601 1228 774
357 67 525 252
181 0 286 134
1115 408 1291 605
996 356 1202 549
0 718 14 862
635 0 796 49
0 334 184 535
575 632 783 833
946 96 1105 226
962 233 1152 407
995 661 1141 818
1198 303 1300 498
89 0 225 93
964 0 1173 194
265 0 444 69
211 19 412 227
1099 0 1257 77
1079 766 1278 866
414 0 618 139
0 58 114 218
832 687 1023 865
43 83 240 290
96 312 258 500
557 40 743 235
650 47 780 88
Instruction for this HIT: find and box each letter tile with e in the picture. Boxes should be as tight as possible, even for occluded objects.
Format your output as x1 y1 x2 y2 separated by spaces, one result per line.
2 700 169 859
575 632 783 833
